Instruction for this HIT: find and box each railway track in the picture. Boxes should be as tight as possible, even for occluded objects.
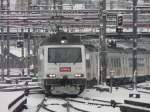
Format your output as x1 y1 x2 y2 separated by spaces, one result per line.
120 84 150 94
34 94 120 112
35 96 87 112
0 82 41 92
35 96 51 112
5 83 150 112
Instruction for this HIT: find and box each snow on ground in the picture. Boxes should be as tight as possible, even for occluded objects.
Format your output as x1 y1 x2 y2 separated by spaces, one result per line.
137 81 150 88
0 68 22 76
0 68 34 76
41 98 68 112
24 84 150 112
70 101 120 112
0 81 39 90
0 91 24 112
1 82 150 112
81 88 127 103
23 94 45 112
80 87 150 104
0 46 33 57
24 93 120 112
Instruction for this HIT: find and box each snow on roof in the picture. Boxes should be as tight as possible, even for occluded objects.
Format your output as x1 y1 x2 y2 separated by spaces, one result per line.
0 46 33 57
117 43 130 49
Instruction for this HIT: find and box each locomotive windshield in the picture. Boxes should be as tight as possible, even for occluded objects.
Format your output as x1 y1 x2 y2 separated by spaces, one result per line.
48 47 82 63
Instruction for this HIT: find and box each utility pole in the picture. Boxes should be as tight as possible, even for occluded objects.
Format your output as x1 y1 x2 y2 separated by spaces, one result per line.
27 0 31 76
6 0 10 77
33 28 37 76
98 1 102 84
132 0 138 89
21 28 24 76
98 0 107 84
53 0 56 10
27 28 30 76
52 0 63 32
58 0 62 10
45 0 49 10
58 0 62 31
1 0 4 81
37 0 41 11
1 29 4 81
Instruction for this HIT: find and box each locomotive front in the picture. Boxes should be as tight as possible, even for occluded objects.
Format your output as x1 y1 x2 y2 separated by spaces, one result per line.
38 32 86 95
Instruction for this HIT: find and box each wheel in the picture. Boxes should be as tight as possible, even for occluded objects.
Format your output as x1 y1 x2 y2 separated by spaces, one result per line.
44 85 52 96
78 85 85 95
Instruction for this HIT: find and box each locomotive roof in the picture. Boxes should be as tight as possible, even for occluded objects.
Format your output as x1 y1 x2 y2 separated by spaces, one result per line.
40 32 82 46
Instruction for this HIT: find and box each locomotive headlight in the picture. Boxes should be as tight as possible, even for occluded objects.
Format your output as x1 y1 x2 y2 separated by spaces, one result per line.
47 74 56 78
61 40 65 44
60 37 68 44
75 73 84 77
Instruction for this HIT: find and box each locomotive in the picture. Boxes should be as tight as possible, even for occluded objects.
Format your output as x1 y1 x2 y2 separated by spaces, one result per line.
37 32 86 95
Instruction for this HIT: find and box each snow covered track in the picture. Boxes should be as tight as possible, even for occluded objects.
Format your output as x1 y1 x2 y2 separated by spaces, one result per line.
120 85 150 95
32 94 121 112
0 82 41 92
35 96 66 112
120 99 150 112
8 92 27 112
68 97 111 107
0 86 40 92
35 96 47 112
34 95 93 112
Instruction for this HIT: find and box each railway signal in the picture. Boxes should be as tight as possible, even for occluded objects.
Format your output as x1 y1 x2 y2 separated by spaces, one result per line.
117 15 123 26
116 14 123 33
107 39 116 48
16 41 24 48
116 27 123 33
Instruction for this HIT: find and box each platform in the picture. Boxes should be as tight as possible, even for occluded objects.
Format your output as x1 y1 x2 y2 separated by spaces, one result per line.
120 98 150 112
0 91 24 112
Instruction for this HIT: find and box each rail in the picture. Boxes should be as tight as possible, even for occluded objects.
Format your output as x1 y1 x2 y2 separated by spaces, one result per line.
8 90 28 112
35 96 46 112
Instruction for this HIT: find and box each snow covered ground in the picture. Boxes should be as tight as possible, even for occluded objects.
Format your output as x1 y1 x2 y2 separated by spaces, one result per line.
0 68 34 76
23 93 120 112
0 68 24 76
0 82 150 112
23 84 150 112
81 87 150 104
0 91 24 112
0 46 32 58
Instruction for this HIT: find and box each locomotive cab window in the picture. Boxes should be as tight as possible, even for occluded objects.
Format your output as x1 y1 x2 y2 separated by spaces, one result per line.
48 47 82 63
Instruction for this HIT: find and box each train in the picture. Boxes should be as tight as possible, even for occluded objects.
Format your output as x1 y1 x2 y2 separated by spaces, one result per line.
37 32 86 95
87 48 150 85
37 31 150 95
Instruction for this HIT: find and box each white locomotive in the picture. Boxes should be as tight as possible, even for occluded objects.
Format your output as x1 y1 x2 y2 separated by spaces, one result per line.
38 32 86 95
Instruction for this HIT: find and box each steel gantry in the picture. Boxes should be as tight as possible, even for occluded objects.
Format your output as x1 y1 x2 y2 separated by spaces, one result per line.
0 0 4 80
0 8 150 33
0 0 10 79
98 0 107 84
132 0 138 89
6 0 10 77
0 0 150 80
